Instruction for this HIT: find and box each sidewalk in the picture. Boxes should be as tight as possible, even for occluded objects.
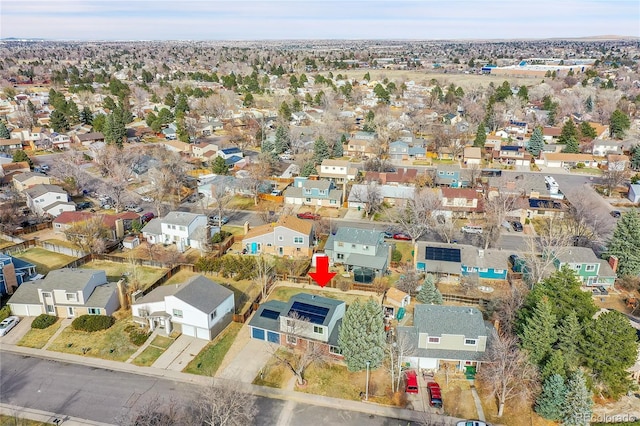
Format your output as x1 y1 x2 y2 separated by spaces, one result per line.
42 318 73 350
0 402 113 426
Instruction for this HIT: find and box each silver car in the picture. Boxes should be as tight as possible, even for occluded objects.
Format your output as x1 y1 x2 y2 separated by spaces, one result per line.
0 316 19 337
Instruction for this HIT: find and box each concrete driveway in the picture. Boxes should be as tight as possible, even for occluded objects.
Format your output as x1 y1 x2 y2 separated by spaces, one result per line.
216 337 273 383
0 316 33 345
151 335 208 371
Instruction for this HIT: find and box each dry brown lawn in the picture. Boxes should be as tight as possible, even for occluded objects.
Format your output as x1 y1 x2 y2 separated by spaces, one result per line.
17 320 62 349
476 380 556 426
434 372 478 419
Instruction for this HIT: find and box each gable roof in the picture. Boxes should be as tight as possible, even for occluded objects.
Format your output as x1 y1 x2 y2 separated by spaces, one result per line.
25 184 67 198
330 227 383 246
172 275 234 314
243 215 313 240
413 304 488 338
12 171 49 183
161 211 204 227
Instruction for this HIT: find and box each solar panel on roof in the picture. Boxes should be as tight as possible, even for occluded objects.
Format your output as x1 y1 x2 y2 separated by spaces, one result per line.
260 309 281 320
289 301 329 325
425 246 461 263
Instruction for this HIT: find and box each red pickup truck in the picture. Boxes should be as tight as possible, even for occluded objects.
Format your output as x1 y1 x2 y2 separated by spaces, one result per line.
427 381 443 408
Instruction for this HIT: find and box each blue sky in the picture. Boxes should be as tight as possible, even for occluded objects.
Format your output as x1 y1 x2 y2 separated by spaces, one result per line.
1 1 638 40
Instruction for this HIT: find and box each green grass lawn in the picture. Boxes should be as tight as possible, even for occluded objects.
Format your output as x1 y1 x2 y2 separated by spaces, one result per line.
392 241 414 264
183 322 242 376
17 320 62 349
80 260 167 290
268 286 381 307
14 247 77 274
48 317 143 362
132 346 165 367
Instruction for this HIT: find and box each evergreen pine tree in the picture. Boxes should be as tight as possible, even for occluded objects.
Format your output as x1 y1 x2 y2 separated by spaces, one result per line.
332 137 344 158
520 298 558 366
80 106 93 125
0 121 10 139
274 125 290 154
12 149 33 167
300 161 317 177
535 374 567 421
562 136 580 153
610 109 631 139
66 100 80 124
527 127 545 156
541 350 566 381
49 110 69 133
416 274 443 304
605 209 640 276
473 123 486 148
337 299 386 371
558 120 579 145
579 122 597 139
313 136 330 164
557 311 583 367
562 370 592 426
211 156 229 175
585 95 593 112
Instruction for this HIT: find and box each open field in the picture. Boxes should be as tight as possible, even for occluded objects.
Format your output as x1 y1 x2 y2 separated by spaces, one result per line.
79 260 167 290
13 248 77 274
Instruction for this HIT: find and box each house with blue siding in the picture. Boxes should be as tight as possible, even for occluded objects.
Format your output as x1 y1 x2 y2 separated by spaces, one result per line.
0 254 38 296
414 242 509 282
284 178 342 208
551 247 617 287
435 165 467 188
389 141 410 160
325 227 391 279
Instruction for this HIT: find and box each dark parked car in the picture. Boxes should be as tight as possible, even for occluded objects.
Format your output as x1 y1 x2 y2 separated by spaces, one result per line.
511 221 523 232
141 212 155 223
296 212 320 220
76 201 92 210
610 210 621 218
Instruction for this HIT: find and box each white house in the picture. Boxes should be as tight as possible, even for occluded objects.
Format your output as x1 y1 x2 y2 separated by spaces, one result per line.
317 159 359 185
628 184 640 204
24 184 75 217
141 211 210 251
131 275 234 340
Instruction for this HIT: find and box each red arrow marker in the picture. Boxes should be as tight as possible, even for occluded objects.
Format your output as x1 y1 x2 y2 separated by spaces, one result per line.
309 255 336 288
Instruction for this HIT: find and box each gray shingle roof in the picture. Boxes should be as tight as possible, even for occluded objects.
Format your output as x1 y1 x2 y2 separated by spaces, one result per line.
413 304 488 339
8 269 109 305
331 227 384 246
248 300 288 331
173 275 234 314
25 184 66 198
85 282 117 308
141 217 162 235
162 211 205 227
12 172 48 182
554 247 600 264
134 283 183 305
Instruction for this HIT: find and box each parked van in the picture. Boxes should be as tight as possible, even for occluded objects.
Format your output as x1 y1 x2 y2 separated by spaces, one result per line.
405 370 419 394
461 225 483 234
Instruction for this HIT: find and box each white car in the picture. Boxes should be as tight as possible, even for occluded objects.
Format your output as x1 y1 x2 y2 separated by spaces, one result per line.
457 421 488 426
141 196 154 202
0 316 19 337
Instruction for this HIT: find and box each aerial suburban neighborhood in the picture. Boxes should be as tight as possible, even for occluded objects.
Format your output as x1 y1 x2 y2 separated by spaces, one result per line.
1 32 640 426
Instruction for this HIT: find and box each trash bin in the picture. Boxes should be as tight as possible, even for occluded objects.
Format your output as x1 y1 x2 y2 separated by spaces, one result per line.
397 307 406 321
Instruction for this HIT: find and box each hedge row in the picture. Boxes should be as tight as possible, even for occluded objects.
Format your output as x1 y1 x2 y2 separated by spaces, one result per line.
124 324 150 346
32 314 57 329
71 315 115 332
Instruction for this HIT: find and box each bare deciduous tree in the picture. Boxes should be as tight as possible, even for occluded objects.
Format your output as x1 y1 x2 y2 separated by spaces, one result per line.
63 216 110 254
350 182 383 218
388 330 415 393
386 188 441 244
122 395 186 426
191 381 258 426
433 214 458 244
477 330 539 418
253 255 274 300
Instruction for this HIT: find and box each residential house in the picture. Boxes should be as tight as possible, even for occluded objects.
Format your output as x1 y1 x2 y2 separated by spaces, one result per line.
439 187 483 218
51 133 72 149
463 147 482 165
552 247 617 287
414 242 509 282
284 178 342 208
542 127 562 141
389 141 410 161
24 184 75 217
542 153 598 169
218 147 244 160
628 184 640 204
346 131 377 158
364 168 418 186
397 304 494 371
0 138 23 153
435 165 467 188
162 139 191 154
317 159 359 185
592 138 624 156
493 145 531 166
0 254 37 296
242 215 314 258
142 211 210 251
191 141 218 160
324 227 391 278
131 275 234 340
76 132 105 147
53 211 140 239
8 268 120 317
348 183 416 209
249 293 345 357
528 197 566 218
12 172 51 192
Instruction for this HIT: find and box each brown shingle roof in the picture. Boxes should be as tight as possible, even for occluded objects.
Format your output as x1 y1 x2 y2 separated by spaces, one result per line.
243 215 312 240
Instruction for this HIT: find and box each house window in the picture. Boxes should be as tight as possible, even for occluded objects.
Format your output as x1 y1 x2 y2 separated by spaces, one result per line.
65 293 77 301
305 198 311 203
363 245 369 250
180 226 186 231
267 243 273 247
286 319 294 329
88 308 100 315
494 269 504 274
464 338 477 346
337 253 344 260
313 326 324 334
210 310 217 320
46 304 54 313
428 337 440 344
330 199 337 205
286 335 298 345
337 242 344 247
329 345 342 355
351 244 356 248
478 268 488 273
319 190 326 195
172 309 183 318
585 264 596 272
42 292 52 298
278 236 284 241
294 237 303 244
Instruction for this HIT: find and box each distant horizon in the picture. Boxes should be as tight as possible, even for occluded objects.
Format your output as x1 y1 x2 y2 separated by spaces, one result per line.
1 1 638 41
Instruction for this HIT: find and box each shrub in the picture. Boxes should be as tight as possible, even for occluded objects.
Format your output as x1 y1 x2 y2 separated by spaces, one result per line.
211 231 232 244
32 314 57 329
71 315 115 332
391 249 402 262
576 162 585 169
128 328 150 346
0 306 11 322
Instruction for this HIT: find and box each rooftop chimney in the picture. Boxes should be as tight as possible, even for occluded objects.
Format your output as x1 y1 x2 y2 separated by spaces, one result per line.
244 221 250 235
608 255 619 273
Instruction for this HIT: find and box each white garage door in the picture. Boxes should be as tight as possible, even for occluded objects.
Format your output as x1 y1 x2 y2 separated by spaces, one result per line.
182 324 196 337
419 358 438 370
9 304 43 317
196 327 211 340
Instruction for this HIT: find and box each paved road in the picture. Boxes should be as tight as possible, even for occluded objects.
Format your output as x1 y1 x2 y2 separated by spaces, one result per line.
0 352 433 426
